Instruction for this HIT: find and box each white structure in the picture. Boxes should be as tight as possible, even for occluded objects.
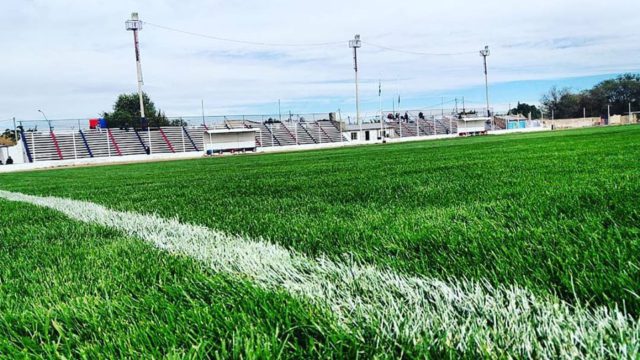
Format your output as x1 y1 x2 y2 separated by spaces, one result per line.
344 123 388 142
457 117 490 136
204 128 258 153
0 143 25 165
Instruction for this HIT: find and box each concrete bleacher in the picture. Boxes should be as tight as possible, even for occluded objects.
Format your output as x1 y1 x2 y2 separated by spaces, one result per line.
388 116 459 138
110 129 147 156
25 132 60 161
283 122 313 145
317 120 346 142
417 119 435 136
268 123 297 146
19 120 345 163
82 130 112 158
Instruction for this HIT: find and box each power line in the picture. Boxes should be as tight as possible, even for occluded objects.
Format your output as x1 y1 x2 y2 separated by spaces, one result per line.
421 98 458 109
363 41 477 57
143 21 344 47
142 21 479 56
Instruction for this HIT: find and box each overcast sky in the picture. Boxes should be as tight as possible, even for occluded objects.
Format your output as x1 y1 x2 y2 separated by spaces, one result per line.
1 0 639 121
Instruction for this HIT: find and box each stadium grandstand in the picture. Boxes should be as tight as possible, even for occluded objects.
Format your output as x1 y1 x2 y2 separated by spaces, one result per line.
3 108 531 166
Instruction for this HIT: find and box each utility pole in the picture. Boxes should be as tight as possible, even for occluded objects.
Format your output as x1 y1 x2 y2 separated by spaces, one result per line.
630 102 633 124
379 79 384 142
480 45 492 127
278 99 282 122
349 34 362 126
201 99 205 126
12 117 17 143
397 78 402 137
126 12 146 128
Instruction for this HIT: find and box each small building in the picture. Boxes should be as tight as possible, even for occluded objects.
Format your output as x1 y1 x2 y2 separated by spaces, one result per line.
500 115 529 129
343 123 388 142
0 143 25 164
457 117 490 136
204 128 258 153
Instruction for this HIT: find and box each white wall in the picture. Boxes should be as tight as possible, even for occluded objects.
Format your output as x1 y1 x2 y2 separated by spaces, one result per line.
0 142 25 164
347 129 385 142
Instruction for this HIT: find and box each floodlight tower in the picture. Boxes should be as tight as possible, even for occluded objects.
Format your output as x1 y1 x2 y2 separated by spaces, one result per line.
126 12 146 127
349 34 362 125
480 45 491 123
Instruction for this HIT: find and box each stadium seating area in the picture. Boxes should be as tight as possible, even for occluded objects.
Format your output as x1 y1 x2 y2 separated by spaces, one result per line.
20 120 346 163
18 116 498 163
387 116 458 138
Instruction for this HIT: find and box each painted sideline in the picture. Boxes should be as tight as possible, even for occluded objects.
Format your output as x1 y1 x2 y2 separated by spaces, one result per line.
0 189 637 357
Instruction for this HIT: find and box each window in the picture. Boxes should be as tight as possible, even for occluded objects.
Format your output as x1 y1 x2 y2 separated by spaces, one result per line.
351 132 358 140
365 131 370 141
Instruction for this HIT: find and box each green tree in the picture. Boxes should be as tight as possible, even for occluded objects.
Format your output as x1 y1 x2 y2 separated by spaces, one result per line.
541 87 582 119
587 74 640 117
509 102 541 119
540 74 640 119
102 92 171 128
1 129 16 144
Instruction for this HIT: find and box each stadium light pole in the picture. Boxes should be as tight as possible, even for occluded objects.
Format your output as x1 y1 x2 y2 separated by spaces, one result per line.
379 79 384 142
12 117 17 144
349 34 362 127
480 45 492 127
125 12 146 128
38 109 52 131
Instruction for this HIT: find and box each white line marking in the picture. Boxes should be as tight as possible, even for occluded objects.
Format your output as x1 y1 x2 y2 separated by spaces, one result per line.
0 189 637 357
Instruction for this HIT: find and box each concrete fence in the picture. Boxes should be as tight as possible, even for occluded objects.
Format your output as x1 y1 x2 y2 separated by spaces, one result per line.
543 115 638 129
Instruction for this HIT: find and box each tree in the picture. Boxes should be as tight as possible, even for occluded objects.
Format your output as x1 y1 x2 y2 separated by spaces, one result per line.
541 86 582 119
102 92 171 128
587 74 640 117
1 129 16 144
509 102 541 119
540 74 640 119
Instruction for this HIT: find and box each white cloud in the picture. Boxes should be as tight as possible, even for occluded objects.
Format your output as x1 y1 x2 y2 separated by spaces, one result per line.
0 0 638 120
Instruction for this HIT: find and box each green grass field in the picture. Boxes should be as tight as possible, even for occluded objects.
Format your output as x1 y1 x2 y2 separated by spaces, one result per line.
1 126 639 358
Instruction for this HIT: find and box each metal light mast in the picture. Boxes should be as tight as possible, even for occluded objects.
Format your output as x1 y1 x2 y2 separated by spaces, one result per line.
126 12 146 127
349 34 362 125
480 45 491 124
38 110 52 131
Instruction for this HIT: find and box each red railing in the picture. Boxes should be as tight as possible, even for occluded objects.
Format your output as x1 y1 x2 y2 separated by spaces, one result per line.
49 130 64 160
158 128 176 153
107 129 122 156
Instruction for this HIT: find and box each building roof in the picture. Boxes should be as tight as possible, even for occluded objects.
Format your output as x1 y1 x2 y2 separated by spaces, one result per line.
344 123 386 131
457 117 491 122
205 128 259 134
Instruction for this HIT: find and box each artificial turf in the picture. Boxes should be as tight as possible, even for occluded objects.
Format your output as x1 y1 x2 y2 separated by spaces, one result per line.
1 126 639 357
